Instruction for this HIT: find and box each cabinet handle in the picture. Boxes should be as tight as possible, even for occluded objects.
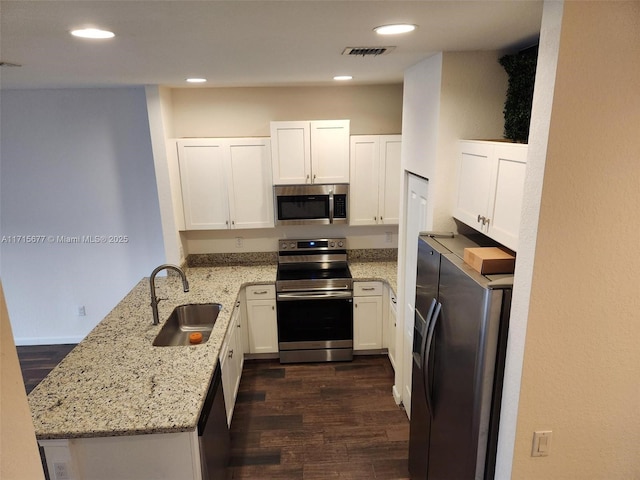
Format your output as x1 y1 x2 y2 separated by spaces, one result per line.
253 290 268 295
391 298 397 304
362 287 375 291
313 174 316 181
229 349 234 358
477 214 489 226
272 305 275 310
226 220 229 225
306 174 310 183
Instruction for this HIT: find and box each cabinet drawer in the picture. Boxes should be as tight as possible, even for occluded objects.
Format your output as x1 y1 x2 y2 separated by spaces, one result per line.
245 284 276 300
354 281 383 296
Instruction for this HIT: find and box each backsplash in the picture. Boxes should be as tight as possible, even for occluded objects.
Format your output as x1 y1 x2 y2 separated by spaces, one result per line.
187 248 397 267
187 252 277 267
348 248 397 262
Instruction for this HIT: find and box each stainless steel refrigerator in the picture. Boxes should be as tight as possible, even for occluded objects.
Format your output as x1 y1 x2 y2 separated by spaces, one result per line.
408 233 513 480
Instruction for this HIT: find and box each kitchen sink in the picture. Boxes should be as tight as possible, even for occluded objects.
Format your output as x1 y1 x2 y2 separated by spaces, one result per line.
153 303 222 347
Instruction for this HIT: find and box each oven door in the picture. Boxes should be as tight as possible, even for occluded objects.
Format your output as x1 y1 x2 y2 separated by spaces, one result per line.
276 291 353 362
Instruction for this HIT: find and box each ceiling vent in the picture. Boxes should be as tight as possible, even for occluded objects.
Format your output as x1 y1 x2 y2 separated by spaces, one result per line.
342 46 395 57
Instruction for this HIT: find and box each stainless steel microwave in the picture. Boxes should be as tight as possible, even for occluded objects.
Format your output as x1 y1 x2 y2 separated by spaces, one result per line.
274 184 348 226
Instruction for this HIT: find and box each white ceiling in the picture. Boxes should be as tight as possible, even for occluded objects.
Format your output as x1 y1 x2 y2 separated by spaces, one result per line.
0 1 543 90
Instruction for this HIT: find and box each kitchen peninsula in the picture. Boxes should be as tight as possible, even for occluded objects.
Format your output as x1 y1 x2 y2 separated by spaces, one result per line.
28 256 397 479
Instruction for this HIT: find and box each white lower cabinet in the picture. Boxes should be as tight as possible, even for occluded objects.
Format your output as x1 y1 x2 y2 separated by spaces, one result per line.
386 289 398 370
245 284 278 354
353 282 384 351
39 432 203 480
220 304 244 426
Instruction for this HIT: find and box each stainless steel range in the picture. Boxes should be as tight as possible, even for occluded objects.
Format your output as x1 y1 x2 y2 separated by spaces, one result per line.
275 238 353 363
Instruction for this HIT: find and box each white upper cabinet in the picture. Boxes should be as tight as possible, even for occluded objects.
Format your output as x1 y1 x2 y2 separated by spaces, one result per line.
270 120 350 185
453 140 528 251
227 140 275 229
177 138 273 230
349 135 402 225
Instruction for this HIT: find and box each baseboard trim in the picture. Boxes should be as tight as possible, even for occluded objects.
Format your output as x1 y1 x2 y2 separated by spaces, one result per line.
14 336 84 346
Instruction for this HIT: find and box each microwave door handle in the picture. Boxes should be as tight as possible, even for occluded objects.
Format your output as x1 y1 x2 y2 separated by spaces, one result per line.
328 190 334 224
424 301 442 418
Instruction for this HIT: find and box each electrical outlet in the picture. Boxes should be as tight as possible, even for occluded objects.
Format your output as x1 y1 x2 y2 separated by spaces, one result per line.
385 232 393 243
77 306 86 316
236 237 243 248
53 462 71 480
531 430 552 457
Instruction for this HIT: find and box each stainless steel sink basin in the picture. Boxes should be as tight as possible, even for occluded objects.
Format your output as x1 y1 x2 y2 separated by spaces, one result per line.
153 303 222 347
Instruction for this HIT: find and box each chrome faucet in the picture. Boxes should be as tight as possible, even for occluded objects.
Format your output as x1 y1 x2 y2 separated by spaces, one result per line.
149 264 190 325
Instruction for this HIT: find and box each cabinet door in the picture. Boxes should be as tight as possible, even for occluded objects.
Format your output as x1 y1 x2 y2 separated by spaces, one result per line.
353 295 383 350
270 122 311 184
349 136 380 225
487 144 527 251
310 120 350 184
387 291 397 370
453 141 495 231
227 139 274 229
219 330 236 426
246 299 278 354
177 141 230 230
379 135 402 225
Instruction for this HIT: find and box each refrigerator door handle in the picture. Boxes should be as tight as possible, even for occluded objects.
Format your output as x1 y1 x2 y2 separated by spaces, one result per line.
424 301 442 418
418 299 438 364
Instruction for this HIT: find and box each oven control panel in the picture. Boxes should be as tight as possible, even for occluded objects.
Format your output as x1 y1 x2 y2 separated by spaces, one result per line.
279 238 346 251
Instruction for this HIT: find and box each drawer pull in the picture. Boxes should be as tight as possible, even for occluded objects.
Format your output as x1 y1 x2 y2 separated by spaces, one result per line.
362 287 375 291
253 290 269 295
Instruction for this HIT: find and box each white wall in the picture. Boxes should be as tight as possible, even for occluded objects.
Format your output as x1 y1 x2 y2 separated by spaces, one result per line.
496 1 563 477
510 2 640 477
170 85 404 138
0 88 166 344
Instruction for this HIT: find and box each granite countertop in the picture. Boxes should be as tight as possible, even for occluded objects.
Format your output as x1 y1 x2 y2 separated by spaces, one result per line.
28 260 397 440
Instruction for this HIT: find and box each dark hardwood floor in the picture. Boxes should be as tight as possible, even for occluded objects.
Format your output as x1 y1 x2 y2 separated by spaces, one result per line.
229 356 410 479
17 343 76 394
17 345 410 479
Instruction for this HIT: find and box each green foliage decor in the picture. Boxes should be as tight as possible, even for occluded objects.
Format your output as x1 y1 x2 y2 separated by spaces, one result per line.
499 46 538 143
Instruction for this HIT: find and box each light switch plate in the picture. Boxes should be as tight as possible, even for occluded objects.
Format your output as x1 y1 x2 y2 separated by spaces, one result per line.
531 430 552 457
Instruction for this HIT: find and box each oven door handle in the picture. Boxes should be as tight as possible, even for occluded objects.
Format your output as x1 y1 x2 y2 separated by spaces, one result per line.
277 291 353 301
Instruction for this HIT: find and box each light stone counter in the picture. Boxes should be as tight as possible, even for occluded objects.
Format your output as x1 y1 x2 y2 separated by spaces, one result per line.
28 260 397 440
349 261 398 294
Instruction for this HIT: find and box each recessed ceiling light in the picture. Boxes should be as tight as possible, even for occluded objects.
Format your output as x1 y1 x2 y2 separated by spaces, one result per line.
333 75 353 81
70 28 115 39
186 78 207 84
374 24 417 35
